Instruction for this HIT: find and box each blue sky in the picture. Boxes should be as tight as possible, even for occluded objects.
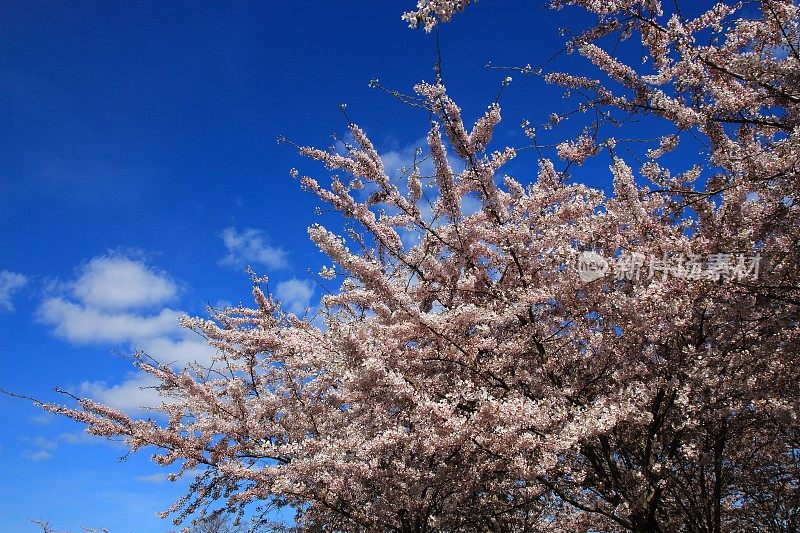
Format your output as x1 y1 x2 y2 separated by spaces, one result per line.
0 1 721 530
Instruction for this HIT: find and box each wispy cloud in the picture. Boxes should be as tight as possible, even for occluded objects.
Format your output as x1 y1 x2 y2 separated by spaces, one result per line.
0 270 28 312
275 278 314 315
22 449 53 461
220 227 288 270
21 436 58 461
58 431 107 445
134 472 170 484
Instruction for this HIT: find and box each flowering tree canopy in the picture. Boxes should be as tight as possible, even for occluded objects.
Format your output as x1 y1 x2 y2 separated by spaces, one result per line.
42 0 798 531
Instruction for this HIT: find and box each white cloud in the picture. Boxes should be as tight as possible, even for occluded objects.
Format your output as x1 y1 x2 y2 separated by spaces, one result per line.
380 137 463 182
79 373 165 413
137 335 215 368
275 278 314 315
220 227 288 270
72 256 177 310
380 138 431 180
0 270 28 312
39 254 216 414
379 139 470 251
39 299 181 344
68 334 214 414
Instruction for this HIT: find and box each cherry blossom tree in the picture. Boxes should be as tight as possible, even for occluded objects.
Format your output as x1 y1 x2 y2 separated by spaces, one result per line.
40 1 799 531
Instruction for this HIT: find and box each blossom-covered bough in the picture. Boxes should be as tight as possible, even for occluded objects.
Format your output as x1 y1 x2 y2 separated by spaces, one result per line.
42 1 799 531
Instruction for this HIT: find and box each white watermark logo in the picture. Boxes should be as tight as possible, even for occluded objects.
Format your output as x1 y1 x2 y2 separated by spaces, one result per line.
576 252 761 283
577 251 610 282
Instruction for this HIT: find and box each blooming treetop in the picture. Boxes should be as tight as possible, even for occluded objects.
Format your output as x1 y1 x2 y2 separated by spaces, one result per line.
41 1 799 531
